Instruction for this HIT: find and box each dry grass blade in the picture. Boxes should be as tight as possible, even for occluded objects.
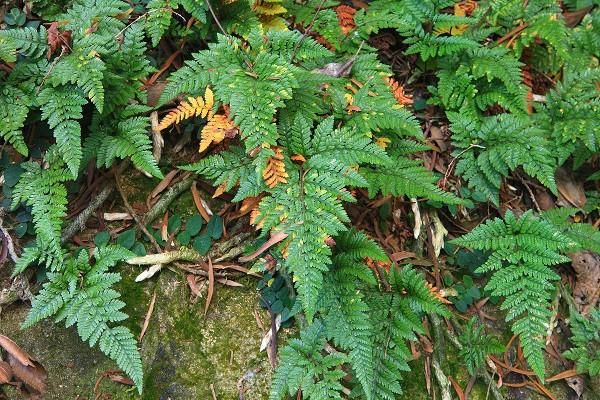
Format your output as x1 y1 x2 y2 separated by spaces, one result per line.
204 256 215 316
139 291 157 342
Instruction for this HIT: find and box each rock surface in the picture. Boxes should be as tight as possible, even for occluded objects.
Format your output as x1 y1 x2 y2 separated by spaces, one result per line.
0 268 273 399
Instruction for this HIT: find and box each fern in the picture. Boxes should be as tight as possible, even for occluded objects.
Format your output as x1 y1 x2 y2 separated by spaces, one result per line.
38 86 87 177
11 148 69 270
0 26 48 59
22 246 143 392
459 317 505 375
448 112 557 204
452 210 575 379
564 307 600 376
269 320 347 400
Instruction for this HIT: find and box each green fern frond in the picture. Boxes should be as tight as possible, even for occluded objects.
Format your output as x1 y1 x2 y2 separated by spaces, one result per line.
11 152 69 269
22 245 143 392
0 26 48 59
564 307 600 376
452 210 575 379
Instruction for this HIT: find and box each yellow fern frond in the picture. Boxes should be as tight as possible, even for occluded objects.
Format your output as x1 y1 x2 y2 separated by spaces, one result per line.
263 146 288 188
199 114 237 153
157 87 215 131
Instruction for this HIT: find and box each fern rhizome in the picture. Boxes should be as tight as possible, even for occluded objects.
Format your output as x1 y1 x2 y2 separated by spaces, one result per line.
1 0 599 398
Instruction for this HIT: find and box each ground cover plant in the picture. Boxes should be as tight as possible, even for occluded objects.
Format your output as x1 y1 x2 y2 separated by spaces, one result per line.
0 0 599 398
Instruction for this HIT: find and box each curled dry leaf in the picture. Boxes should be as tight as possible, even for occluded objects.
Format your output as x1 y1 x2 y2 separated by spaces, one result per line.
135 264 162 282
0 360 13 384
555 167 587 209
0 335 35 367
8 353 47 395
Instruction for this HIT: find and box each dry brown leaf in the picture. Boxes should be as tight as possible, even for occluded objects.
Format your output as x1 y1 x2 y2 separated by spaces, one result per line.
191 182 212 222
238 230 289 262
204 257 215 316
565 375 585 399
216 278 244 287
555 167 587 209
546 369 580 382
8 354 47 395
449 376 466 400
161 211 169 242
187 274 203 297
0 335 35 367
0 360 13 384
149 170 179 200
570 251 600 315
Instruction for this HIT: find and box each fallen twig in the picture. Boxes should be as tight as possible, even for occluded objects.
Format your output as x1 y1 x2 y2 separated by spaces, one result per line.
115 171 162 253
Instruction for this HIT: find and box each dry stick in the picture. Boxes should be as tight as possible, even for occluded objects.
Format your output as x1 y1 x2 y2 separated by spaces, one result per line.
115 171 162 253
204 0 227 36
144 173 195 225
61 161 131 243
61 185 114 243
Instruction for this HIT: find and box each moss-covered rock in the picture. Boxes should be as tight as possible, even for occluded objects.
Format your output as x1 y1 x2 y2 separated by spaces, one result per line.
0 268 272 399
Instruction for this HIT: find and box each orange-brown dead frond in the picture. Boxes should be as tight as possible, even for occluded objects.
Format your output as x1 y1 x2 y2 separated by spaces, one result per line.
250 204 264 230
199 114 237 153
522 66 534 114
157 87 215 131
365 257 391 273
314 34 335 50
263 146 289 188
336 5 357 35
425 282 452 305
384 77 413 106
456 0 477 16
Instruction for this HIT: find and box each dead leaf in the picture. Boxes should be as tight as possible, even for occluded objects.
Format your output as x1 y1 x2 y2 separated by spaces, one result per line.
546 369 580 382
216 278 244 287
103 212 132 221
8 354 47 395
411 198 422 239
312 58 354 78
449 376 466 400
161 212 169 242
565 375 585 399
556 167 587 209
135 264 162 282
260 314 282 352
0 360 13 384
430 211 448 257
150 170 179 200
204 257 214 316
192 182 213 222
0 335 35 367
570 251 600 315
187 274 204 298
238 230 289 262
390 251 416 262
